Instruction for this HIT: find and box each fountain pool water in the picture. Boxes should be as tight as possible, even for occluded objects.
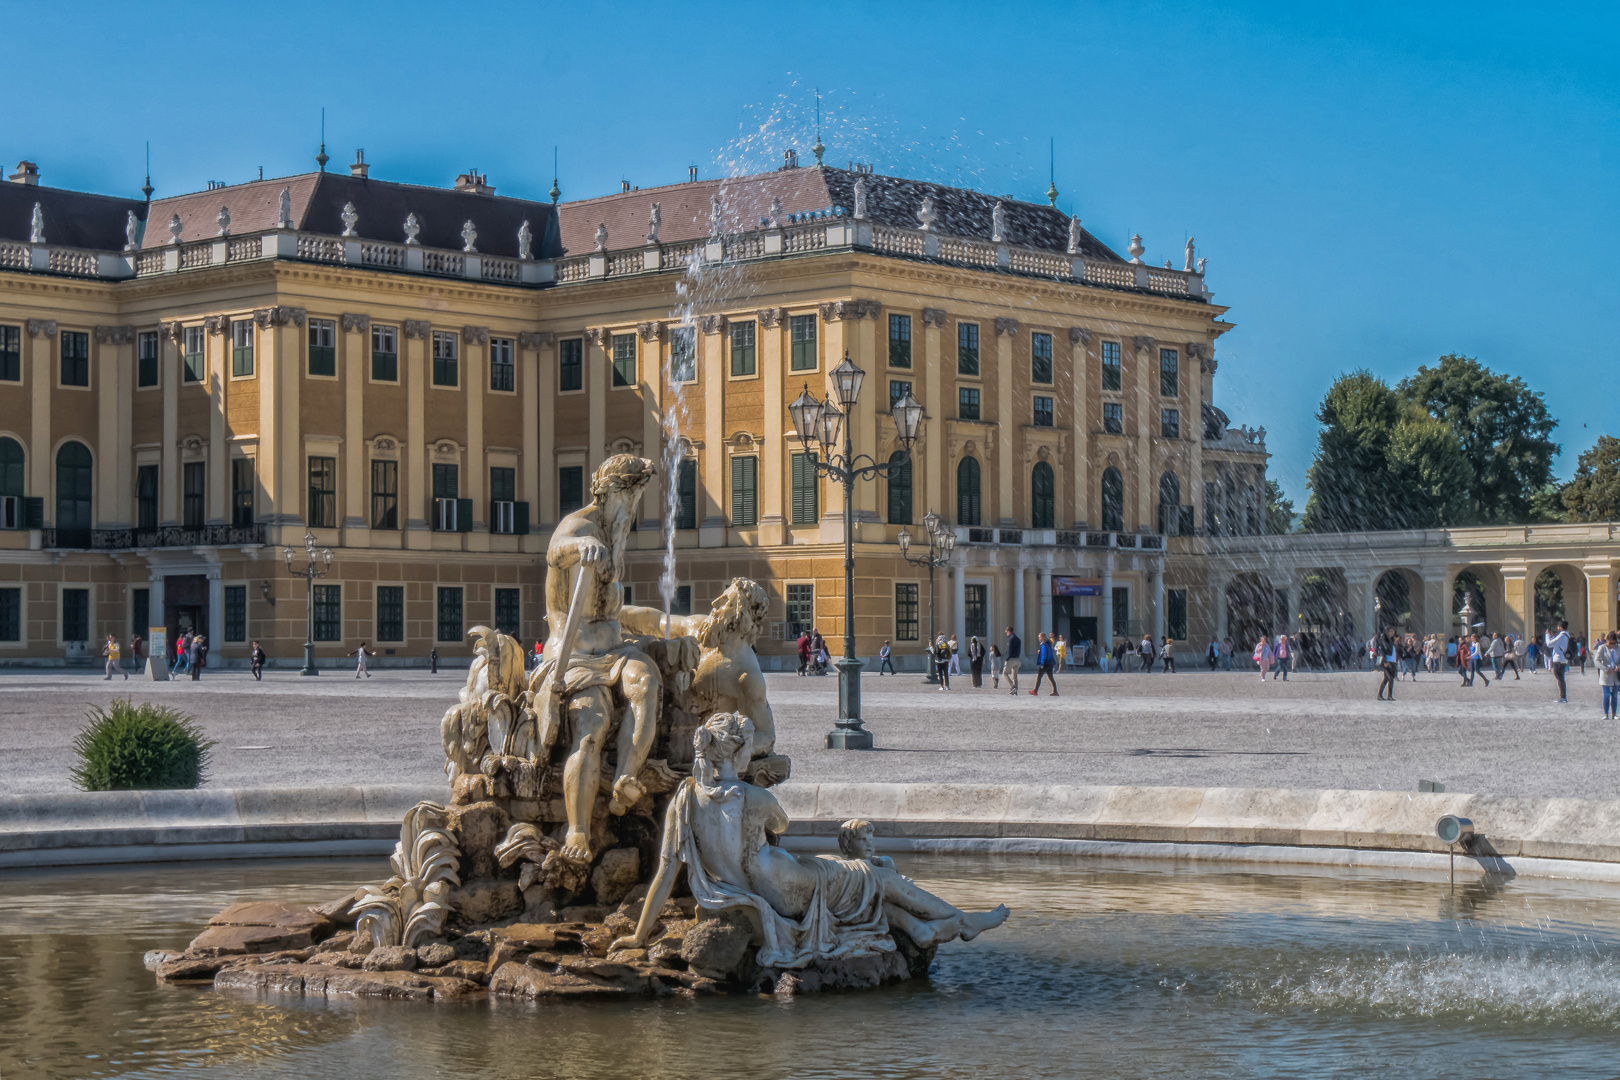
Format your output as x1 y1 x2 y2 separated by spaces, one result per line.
7 854 1620 1078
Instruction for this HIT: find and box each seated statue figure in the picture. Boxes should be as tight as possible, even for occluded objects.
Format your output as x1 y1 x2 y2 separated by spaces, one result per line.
533 454 694 865
613 712 1007 966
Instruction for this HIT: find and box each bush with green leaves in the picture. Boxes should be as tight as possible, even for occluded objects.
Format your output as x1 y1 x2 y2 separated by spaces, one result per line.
69 699 214 791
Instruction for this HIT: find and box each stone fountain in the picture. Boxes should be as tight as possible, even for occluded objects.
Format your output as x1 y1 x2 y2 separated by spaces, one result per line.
151 455 1006 1000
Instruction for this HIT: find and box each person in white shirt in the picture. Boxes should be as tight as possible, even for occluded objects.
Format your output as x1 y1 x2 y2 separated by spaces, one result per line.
1545 621 1571 703
355 642 373 678
1596 632 1619 720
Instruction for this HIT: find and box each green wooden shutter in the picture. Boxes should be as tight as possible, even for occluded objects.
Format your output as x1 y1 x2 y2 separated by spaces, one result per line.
731 456 757 526
23 497 43 528
791 453 818 524
513 501 530 535
456 498 473 533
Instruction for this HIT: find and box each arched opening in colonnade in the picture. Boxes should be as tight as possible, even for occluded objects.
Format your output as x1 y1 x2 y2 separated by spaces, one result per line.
1536 564 1587 637
1374 569 1422 633
1226 572 1278 660
1298 568 1352 669
1453 569 1490 636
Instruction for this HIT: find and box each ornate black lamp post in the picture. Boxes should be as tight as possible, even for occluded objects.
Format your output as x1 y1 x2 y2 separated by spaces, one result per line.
897 510 955 684
789 353 925 749
283 531 333 676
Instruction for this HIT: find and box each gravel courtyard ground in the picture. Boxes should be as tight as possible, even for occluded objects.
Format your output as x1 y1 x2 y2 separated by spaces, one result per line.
0 665 1609 799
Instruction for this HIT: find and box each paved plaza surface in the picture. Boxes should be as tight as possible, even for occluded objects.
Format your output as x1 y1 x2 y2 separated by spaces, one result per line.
0 665 1610 800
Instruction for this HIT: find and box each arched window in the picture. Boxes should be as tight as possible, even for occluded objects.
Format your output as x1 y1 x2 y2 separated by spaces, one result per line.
1101 466 1124 532
1031 461 1055 528
0 437 23 498
1158 471 1180 534
56 441 92 541
886 451 912 525
675 457 696 530
957 456 981 526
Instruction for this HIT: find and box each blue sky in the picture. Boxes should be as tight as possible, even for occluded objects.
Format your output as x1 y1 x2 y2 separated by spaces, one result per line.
9 1 1615 504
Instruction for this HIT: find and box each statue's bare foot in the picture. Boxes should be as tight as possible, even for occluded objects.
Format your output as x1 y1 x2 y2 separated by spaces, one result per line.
558 830 593 865
959 905 1009 941
607 774 646 815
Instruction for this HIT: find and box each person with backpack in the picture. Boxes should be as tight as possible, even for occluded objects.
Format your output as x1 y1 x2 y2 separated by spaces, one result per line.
1029 632 1058 696
1272 634 1291 681
1003 626 1023 695
967 635 987 687
250 640 267 680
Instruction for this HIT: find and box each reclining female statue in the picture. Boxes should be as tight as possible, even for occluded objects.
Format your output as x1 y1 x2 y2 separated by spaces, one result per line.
612 712 1007 966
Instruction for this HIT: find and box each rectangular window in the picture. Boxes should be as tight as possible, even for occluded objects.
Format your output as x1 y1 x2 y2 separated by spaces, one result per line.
136 465 158 531
495 588 521 637
559 465 584 515
308 319 336 377
790 314 817 371
224 585 246 642
675 458 697 530
1168 589 1188 641
790 452 819 524
1031 331 1053 384
490 466 516 534
232 320 254 377
611 333 636 387
232 458 254 526
894 582 919 642
731 455 758 526
1112 586 1130 638
1033 395 1054 427
183 326 205 382
1160 348 1179 397
1103 403 1124 434
559 338 583 391
431 331 458 387
313 584 341 642
958 322 979 375
889 379 912 410
62 587 89 642
371 459 398 530
132 589 149 642
0 325 19 382
436 586 464 642
307 456 336 528
1161 408 1181 439
888 314 912 368
432 463 459 531
786 583 814 637
376 586 404 642
371 325 398 382
182 461 205 529
672 326 697 382
137 331 158 387
60 330 89 387
1101 340 1121 391
0 586 18 640
964 584 988 640
728 321 754 377
489 337 514 392
672 585 692 617
959 386 980 421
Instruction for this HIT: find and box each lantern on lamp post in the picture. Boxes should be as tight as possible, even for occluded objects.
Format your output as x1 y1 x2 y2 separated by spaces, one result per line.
898 509 955 684
283 531 333 676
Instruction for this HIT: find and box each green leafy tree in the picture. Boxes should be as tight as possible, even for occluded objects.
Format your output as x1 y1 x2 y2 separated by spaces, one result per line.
1264 480 1295 535
1397 354 1559 524
1561 435 1620 522
1385 409 1474 527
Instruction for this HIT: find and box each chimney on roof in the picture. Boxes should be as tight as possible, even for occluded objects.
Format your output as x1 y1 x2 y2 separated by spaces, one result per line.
781 148 800 170
350 150 369 179
9 161 39 186
621 180 631 193
688 166 698 183
454 169 494 195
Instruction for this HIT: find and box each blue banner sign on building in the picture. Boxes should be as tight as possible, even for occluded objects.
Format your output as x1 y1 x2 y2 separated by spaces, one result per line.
1052 576 1103 596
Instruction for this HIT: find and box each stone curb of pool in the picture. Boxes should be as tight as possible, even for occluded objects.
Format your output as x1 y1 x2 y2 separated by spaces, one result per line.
4 782 1620 873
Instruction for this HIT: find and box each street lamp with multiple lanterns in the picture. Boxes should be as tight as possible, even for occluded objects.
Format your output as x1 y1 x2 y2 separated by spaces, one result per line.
789 352 926 749
283 531 333 676
897 510 955 684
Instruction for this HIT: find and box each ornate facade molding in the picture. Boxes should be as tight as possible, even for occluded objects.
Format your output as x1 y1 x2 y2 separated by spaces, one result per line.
179 433 208 455
462 325 490 345
817 301 846 323
1200 354 1218 375
921 307 948 328
370 435 400 455
160 321 184 341
341 313 371 334
402 320 432 340
993 317 1019 337
432 439 463 460
583 327 610 347
517 331 555 349
253 306 306 329
1068 327 1092 347
756 307 784 329
636 321 663 343
203 315 227 336
26 319 57 338
850 299 882 320
607 436 644 457
94 325 135 345
695 315 726 336
1132 335 1156 353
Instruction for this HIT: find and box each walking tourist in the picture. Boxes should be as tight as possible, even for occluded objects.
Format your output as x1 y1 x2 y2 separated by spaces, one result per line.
171 632 188 678
1577 635 1589 675
990 641 1004 688
796 632 811 675
102 634 125 680
430 647 439 674
934 636 952 690
878 639 895 675
1207 639 1220 670
1138 633 1156 673
1054 634 1068 674
1254 634 1273 680
1161 636 1176 673
1597 632 1619 720
1113 636 1129 673
1221 637 1234 671
1502 635 1522 679
1490 632 1506 678
355 641 373 678
190 635 206 681
250 640 266 680
1376 630 1398 700
947 634 961 676
128 632 144 676
1030 632 1058 696
533 639 544 671
967 635 986 687
1471 634 1491 687
1546 620 1571 703
1003 626 1022 695
1272 634 1291 680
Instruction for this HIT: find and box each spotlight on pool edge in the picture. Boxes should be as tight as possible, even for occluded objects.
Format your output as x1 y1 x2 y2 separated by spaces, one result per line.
1437 815 1474 847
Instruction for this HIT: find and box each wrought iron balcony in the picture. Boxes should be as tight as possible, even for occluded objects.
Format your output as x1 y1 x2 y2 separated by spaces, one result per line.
42 523 267 550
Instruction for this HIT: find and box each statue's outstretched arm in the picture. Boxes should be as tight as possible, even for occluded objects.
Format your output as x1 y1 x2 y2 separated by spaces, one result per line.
614 849 678 951
618 604 702 638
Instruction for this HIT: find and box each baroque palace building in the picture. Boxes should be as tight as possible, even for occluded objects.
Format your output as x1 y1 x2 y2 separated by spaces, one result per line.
0 150 1611 668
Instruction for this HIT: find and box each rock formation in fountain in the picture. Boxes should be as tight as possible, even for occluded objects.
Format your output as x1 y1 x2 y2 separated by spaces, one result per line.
154 454 1005 1000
